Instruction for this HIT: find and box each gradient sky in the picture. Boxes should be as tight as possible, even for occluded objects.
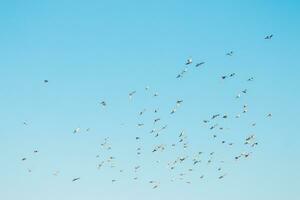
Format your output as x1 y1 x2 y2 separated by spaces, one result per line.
0 0 300 200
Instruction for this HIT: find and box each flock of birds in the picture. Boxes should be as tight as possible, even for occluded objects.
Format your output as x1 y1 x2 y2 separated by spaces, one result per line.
20 34 274 189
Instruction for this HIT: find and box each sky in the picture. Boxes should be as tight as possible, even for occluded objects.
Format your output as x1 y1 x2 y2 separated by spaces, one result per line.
0 0 300 199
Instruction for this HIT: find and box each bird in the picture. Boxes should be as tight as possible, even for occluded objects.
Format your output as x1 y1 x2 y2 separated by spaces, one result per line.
186 58 193 65
264 34 273 39
176 68 188 78
154 118 161 124
139 109 146 116
153 92 159 97
170 108 176 114
226 51 234 56
221 75 227 80
211 114 220 119
129 91 136 99
72 177 80 182
195 62 205 67
242 89 247 94
176 100 183 106
73 128 80 134
247 77 254 81
267 113 272 117
100 101 107 107
33 150 38 153
44 80 49 83
21 158 26 161
218 174 227 179
137 123 144 127
229 73 236 77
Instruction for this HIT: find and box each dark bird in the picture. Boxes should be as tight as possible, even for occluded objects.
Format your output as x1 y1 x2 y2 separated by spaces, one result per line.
211 114 220 119
100 101 107 107
195 62 205 67
186 58 192 65
226 51 234 56
264 34 273 39
72 177 80 182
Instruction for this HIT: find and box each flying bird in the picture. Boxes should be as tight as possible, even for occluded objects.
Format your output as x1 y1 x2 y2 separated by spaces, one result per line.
264 34 273 39
195 62 205 67
186 58 193 65
72 177 80 182
226 51 234 56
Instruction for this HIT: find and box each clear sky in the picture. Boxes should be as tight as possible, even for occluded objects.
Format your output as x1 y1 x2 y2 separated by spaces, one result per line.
0 0 299 199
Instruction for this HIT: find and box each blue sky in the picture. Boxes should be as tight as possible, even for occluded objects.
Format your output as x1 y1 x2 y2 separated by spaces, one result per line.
0 0 299 199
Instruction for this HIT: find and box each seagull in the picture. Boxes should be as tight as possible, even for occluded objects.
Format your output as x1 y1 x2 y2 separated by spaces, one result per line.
170 108 176 114
248 77 254 81
44 80 49 83
264 34 273 39
176 100 183 106
179 130 184 137
218 174 227 179
33 150 38 153
226 51 234 56
137 123 144 127
211 114 220 119
229 73 236 77
186 58 193 65
242 89 247 94
195 62 205 67
153 92 159 97
221 75 227 80
176 68 188 78
129 91 136 99
73 128 80 134
21 158 26 161
139 109 146 116
72 177 80 182
203 120 209 123
100 101 107 107
267 113 272 117
154 118 161 124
